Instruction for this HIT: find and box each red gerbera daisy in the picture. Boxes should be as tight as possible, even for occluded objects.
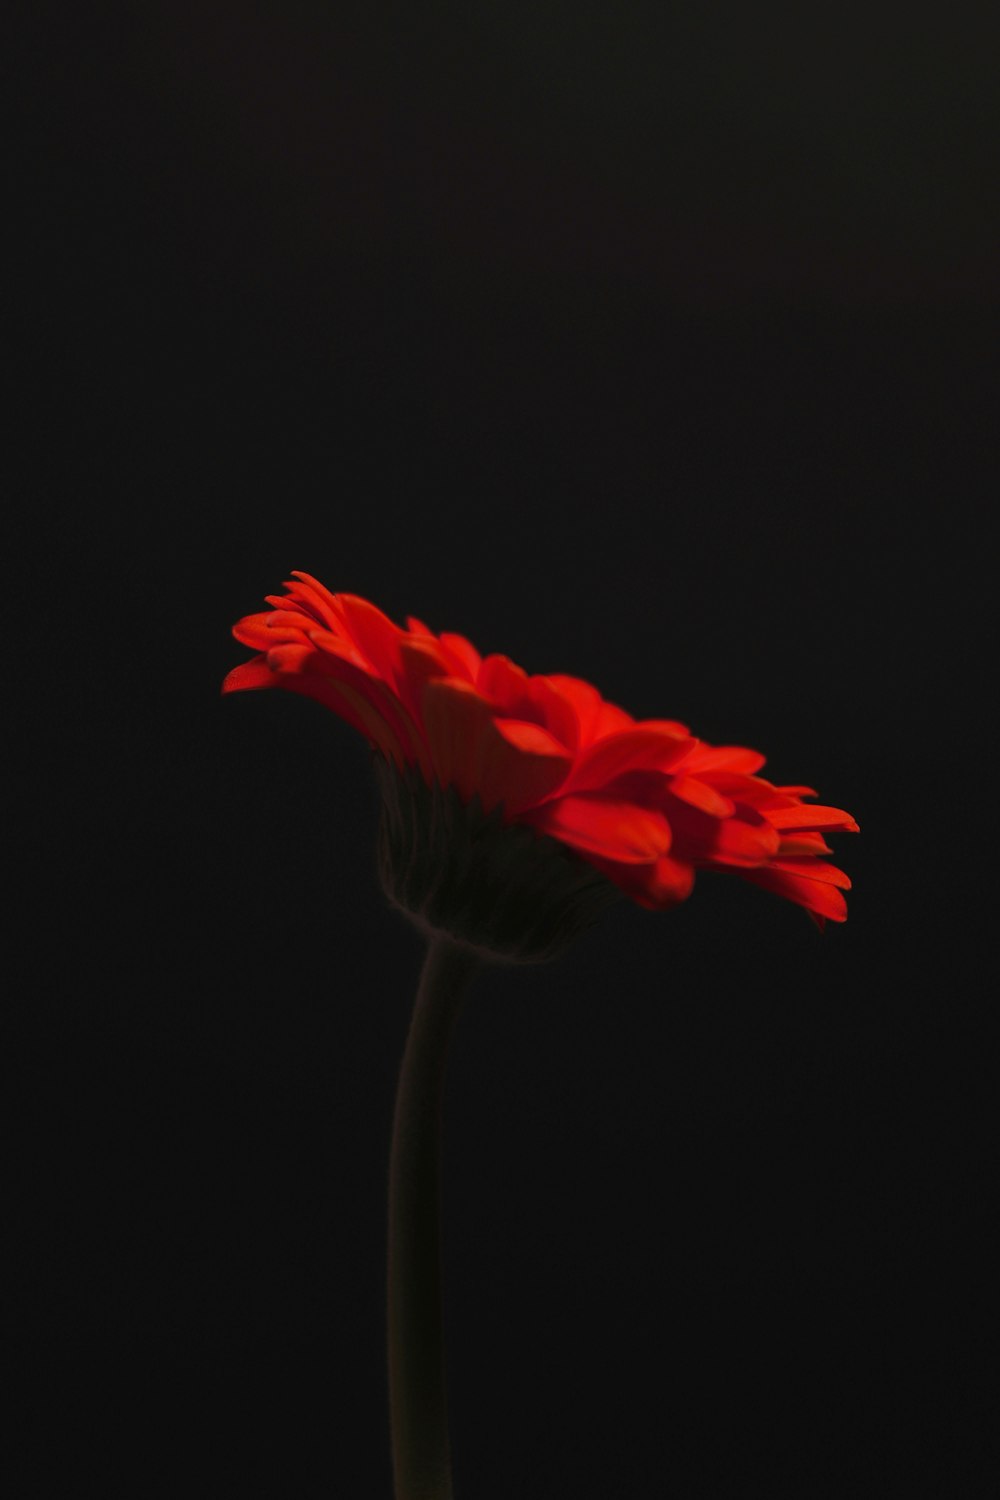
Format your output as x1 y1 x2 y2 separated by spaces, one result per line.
223 570 860 1499
223 571 857 936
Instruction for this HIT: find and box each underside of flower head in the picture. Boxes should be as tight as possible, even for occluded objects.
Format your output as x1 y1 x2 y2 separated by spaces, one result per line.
223 573 859 930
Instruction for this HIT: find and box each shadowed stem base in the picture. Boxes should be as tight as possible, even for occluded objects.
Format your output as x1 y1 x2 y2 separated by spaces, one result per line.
388 935 479 1500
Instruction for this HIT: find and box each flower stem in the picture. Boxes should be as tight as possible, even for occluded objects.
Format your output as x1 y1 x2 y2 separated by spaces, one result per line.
388 935 479 1500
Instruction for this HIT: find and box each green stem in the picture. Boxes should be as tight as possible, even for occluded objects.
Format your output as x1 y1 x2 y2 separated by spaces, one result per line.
388 935 479 1500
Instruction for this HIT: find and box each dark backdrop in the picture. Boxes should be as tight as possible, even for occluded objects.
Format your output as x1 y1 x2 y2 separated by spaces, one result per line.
9 3 994 1495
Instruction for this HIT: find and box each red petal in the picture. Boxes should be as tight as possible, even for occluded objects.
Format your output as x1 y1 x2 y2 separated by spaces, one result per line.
438 631 482 681
665 795 782 867
280 636 430 774
593 699 636 738
264 608 321 634
642 854 696 906
524 795 672 864
564 725 695 795
544 674 606 741
397 637 453 721
667 775 736 818
265 643 316 673
681 744 767 775
221 656 274 693
694 772 794 810
766 805 860 833
334 594 404 684
766 857 851 889
282 573 349 632
420 678 571 815
232 611 307 651
707 814 782 866
526 677 581 750
737 866 849 922
302 627 369 671
287 571 348 626
585 851 696 909
493 718 571 757
474 660 583 749
778 832 833 855
477 653 530 710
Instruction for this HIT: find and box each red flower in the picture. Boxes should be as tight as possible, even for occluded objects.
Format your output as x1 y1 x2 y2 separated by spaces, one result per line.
223 573 858 929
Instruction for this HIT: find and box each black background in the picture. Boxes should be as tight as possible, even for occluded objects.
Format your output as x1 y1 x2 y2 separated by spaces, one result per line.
9 3 994 1495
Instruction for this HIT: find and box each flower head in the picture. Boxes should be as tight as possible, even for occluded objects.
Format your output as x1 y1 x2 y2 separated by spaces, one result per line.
223 573 858 949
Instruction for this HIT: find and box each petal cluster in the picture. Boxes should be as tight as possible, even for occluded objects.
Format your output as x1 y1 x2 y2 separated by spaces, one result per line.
223 574 858 928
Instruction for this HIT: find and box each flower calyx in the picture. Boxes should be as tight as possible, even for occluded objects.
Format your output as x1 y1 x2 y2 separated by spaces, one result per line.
376 759 621 964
